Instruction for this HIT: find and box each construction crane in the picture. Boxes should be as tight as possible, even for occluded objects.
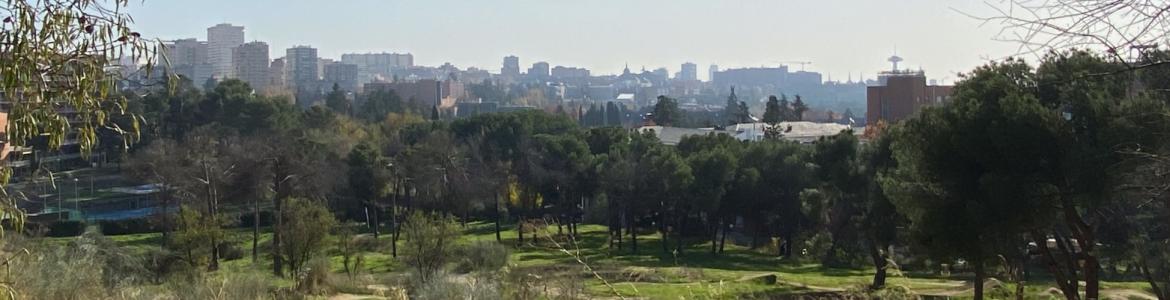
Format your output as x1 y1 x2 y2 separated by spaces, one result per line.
783 61 813 71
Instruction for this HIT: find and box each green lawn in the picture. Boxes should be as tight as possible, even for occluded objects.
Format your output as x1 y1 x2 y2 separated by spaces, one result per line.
47 221 1157 299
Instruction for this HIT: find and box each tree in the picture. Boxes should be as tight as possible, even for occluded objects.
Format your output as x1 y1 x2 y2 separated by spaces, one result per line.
0 0 160 246
860 133 902 289
325 83 351 115
724 87 750 125
887 60 1066 300
279 198 336 279
605 101 623 127
401 211 460 284
347 142 384 236
652 96 682 126
361 89 405 122
792 95 809 121
678 135 739 255
168 206 226 269
635 146 692 254
763 96 783 124
983 1 1169 62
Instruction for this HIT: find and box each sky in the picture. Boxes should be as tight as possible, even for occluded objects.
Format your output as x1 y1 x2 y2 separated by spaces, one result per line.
126 0 1023 83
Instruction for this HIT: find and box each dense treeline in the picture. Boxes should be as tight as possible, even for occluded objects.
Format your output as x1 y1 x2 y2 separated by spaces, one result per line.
110 50 1170 300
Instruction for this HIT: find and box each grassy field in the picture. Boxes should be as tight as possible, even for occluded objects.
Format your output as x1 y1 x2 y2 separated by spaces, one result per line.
48 221 1157 299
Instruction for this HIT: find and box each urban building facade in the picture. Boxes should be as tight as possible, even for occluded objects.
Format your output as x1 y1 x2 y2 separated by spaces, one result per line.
286 46 320 108
206 23 245 79
679 62 698 81
551 66 590 79
502 55 520 77
165 39 212 87
865 69 952 126
232 41 270 91
528 62 550 80
323 62 360 92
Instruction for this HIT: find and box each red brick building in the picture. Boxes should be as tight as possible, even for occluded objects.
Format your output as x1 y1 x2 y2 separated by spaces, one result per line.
866 70 952 126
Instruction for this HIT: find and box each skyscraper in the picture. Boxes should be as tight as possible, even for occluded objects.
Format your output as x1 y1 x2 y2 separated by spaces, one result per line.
232 41 269 91
286 46 319 107
268 57 286 90
166 38 212 86
708 64 719 83
323 62 360 93
207 23 245 79
502 56 520 77
680 62 698 81
528 61 550 79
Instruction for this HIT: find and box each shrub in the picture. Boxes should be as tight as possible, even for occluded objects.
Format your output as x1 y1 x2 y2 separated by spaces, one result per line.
456 241 510 273
401 212 461 284
412 272 473 300
45 220 86 237
238 210 274 228
12 229 148 299
298 256 333 294
218 241 244 261
280 198 336 278
141 247 190 284
98 218 158 235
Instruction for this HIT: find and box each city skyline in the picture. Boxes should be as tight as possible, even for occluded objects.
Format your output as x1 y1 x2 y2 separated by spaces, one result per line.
127 0 1023 83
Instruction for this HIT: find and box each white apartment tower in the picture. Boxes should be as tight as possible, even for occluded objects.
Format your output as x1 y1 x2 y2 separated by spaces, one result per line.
207 23 245 79
286 46 319 90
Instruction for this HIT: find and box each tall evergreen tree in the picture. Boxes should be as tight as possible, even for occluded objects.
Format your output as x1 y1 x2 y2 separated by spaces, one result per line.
763 96 783 124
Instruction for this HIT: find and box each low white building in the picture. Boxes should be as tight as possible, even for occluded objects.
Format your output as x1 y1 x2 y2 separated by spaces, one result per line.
639 122 858 145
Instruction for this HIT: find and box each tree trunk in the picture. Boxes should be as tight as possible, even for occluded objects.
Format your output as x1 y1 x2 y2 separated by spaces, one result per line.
675 210 687 255
372 201 380 239
868 239 888 289
517 217 525 246
494 192 502 242
719 220 728 254
631 218 638 254
1137 259 1167 300
974 260 986 300
252 196 260 263
660 208 668 255
272 196 284 276
710 221 718 255
1084 255 1101 300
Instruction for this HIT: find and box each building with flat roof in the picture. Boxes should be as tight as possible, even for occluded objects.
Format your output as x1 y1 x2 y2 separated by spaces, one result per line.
323 62 360 93
232 41 269 91
502 56 520 77
207 23 244 79
679 62 698 82
165 39 213 87
865 55 953 126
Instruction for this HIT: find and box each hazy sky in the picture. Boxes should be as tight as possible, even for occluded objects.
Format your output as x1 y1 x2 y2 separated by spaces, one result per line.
127 0 1023 83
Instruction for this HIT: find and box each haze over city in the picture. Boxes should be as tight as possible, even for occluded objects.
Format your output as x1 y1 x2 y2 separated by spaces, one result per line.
127 0 1020 82
6 1 1170 299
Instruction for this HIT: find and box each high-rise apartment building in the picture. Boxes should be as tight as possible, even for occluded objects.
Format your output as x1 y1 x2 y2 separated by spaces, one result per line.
551 66 590 79
528 61 550 79
232 41 269 91
323 62 360 93
286 46 319 89
268 57 286 89
207 23 245 79
287 46 319 107
502 56 520 77
680 62 698 81
165 38 213 86
340 52 413 83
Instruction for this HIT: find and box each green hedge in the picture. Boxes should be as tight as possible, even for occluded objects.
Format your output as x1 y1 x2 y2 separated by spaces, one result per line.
46 220 86 237
98 218 158 236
